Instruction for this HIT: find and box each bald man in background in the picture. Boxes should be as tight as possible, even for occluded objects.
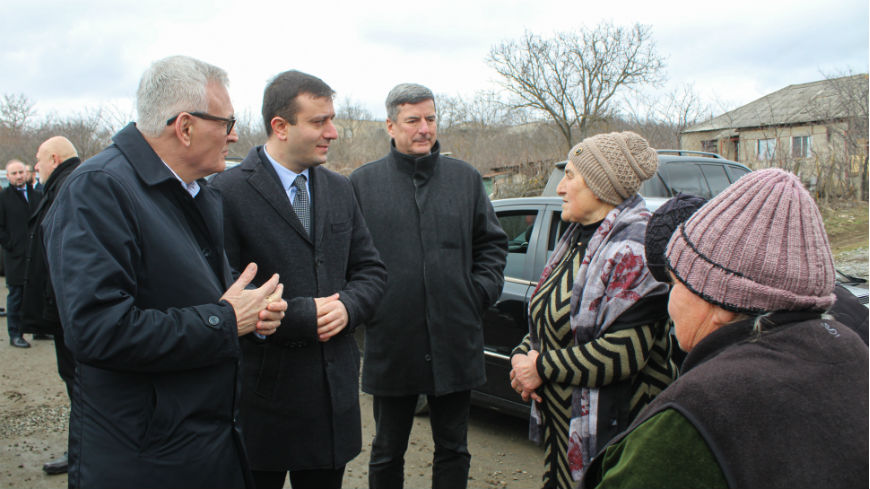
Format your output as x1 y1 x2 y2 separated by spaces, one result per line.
22 136 81 474
1 159 42 348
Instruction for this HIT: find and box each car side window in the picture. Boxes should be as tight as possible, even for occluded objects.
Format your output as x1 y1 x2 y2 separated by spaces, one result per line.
498 210 538 278
663 163 711 199
726 166 751 182
639 173 670 198
700 164 731 196
548 211 570 251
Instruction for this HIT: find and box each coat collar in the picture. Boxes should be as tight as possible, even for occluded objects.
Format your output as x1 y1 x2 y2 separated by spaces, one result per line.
43 157 81 194
681 310 823 374
240 146 323 245
388 139 441 183
112 123 182 189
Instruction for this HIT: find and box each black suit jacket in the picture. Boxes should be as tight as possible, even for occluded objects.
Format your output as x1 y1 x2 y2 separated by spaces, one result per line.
211 145 386 470
0 182 42 285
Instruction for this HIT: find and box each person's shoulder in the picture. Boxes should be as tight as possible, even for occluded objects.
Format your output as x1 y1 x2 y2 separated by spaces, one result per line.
439 153 474 169
350 155 390 179
211 148 260 188
312 165 354 190
210 162 246 188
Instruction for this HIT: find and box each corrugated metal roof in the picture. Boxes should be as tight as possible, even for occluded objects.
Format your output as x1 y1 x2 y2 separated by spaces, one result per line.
684 74 868 133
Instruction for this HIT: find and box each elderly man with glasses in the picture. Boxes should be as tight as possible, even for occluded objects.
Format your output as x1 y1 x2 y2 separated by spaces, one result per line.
42 55 288 489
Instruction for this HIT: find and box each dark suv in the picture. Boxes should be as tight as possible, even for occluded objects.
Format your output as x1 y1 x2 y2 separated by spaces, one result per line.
541 150 752 207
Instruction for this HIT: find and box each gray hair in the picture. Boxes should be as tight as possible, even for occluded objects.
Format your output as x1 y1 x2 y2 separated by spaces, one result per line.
136 56 229 137
385 83 435 121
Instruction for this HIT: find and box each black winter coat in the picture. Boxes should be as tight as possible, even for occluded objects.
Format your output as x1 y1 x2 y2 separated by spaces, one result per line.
22 157 80 334
42 123 250 489
0 182 41 285
211 146 386 470
350 141 508 396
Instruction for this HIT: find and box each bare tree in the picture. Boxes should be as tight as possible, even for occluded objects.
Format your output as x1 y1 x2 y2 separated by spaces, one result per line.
487 23 665 152
0 94 36 133
625 83 710 149
231 109 266 159
329 98 385 174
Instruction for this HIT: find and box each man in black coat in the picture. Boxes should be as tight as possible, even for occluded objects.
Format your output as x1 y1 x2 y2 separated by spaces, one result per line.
211 70 386 489
21 136 81 475
350 83 507 489
42 55 287 489
0 159 42 348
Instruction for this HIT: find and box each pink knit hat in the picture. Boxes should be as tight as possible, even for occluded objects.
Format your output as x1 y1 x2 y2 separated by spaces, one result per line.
666 168 836 313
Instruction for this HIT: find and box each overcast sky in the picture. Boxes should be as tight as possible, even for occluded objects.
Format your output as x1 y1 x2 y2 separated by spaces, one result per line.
2 0 867 125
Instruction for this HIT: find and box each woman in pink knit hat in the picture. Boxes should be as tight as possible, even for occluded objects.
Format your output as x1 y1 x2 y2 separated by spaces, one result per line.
581 168 869 488
509 132 677 488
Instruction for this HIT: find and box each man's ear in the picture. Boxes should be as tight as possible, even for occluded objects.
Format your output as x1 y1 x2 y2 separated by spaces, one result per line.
173 115 194 146
385 118 394 139
271 116 289 140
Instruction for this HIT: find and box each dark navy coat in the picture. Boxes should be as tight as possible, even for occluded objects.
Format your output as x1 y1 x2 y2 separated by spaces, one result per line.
43 123 250 489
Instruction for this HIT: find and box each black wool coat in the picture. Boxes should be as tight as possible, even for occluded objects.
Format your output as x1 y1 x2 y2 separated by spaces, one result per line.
0 182 42 285
350 141 508 396
22 156 80 334
43 123 250 489
210 146 386 471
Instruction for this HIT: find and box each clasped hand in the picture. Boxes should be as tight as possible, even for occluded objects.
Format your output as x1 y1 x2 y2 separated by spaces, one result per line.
510 350 543 403
220 263 287 336
314 293 347 342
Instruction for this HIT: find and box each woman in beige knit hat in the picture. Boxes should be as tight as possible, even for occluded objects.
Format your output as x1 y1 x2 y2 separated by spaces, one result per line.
509 131 676 488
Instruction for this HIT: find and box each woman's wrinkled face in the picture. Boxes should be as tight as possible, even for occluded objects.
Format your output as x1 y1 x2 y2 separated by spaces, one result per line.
556 162 611 224
668 276 738 352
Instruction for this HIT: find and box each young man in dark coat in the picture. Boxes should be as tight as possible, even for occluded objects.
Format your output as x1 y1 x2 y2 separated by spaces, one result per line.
0 159 42 348
21 136 81 475
211 70 386 489
42 55 287 489
350 83 508 489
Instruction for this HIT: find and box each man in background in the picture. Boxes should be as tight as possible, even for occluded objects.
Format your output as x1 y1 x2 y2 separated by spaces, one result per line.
21 136 81 474
0 159 42 348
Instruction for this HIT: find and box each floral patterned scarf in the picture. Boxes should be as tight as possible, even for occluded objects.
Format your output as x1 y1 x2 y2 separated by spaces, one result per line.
528 194 666 481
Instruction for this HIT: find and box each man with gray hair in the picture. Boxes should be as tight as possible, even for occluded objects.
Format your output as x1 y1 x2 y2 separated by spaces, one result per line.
350 84 507 489
42 55 287 489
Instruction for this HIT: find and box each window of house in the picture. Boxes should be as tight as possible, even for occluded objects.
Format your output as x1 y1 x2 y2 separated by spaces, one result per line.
757 138 776 160
701 139 718 153
792 136 811 158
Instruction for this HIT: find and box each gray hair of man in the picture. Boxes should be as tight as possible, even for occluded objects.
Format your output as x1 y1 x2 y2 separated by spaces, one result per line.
136 55 230 137
385 83 436 121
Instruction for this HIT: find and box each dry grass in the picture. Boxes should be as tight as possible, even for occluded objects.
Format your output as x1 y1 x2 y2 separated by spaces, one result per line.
819 199 869 254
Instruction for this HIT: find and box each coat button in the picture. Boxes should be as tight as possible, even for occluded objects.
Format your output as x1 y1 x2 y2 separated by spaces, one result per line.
424 354 431 362
208 315 220 326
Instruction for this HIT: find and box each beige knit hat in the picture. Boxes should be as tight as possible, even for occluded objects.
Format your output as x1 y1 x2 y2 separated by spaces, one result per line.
568 131 658 205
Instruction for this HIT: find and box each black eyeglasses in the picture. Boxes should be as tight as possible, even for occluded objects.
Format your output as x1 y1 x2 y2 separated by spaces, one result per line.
166 111 236 135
